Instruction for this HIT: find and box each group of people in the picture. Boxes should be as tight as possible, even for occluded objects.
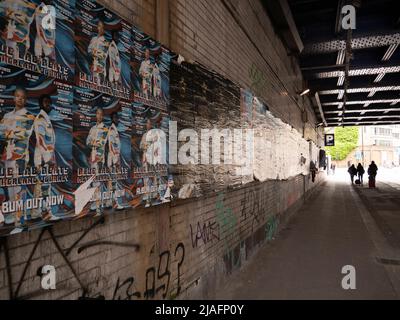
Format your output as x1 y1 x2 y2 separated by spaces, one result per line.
348 161 378 187
0 1 123 84
0 88 125 229
0 0 57 60
139 48 162 100
88 20 122 84
91 20 165 100
86 108 124 214
0 88 59 228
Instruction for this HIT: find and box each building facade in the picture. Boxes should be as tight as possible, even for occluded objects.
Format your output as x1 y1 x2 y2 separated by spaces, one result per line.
338 125 400 167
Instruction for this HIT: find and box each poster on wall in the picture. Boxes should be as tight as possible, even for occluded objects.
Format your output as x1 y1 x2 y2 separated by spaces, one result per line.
169 58 196 128
73 86 133 217
168 59 200 199
240 88 268 127
130 101 173 208
131 26 170 108
240 88 253 127
0 64 74 236
191 63 231 193
212 72 242 190
0 0 76 83
169 59 243 198
130 27 172 208
239 88 260 184
75 0 131 99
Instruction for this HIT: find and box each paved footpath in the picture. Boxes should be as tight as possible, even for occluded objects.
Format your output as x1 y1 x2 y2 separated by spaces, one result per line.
216 177 400 300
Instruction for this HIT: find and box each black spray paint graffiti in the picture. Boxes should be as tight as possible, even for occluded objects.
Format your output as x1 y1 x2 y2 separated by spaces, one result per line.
0 217 108 300
190 221 220 249
111 243 185 300
0 221 103 300
240 187 270 233
111 277 141 300
187 193 241 274
0 213 183 301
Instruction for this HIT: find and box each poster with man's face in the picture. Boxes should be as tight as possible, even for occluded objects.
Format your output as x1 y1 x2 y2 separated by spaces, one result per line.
130 101 171 208
131 26 170 108
75 0 131 99
73 86 132 217
0 0 76 83
0 64 73 236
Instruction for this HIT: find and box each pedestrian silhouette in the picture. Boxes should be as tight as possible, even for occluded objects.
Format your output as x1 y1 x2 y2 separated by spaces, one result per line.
368 161 378 188
310 160 317 183
357 163 365 185
348 164 357 184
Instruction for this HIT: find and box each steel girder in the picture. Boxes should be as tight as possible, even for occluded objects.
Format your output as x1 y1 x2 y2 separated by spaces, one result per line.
303 32 400 55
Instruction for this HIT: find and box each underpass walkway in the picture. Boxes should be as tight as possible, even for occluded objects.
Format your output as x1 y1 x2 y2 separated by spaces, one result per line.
216 169 400 300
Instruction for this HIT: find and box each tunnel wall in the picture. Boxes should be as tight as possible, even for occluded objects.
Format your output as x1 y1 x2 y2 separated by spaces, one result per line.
0 0 325 300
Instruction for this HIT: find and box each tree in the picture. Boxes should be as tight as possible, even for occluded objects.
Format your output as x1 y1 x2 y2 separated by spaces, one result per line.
325 127 359 161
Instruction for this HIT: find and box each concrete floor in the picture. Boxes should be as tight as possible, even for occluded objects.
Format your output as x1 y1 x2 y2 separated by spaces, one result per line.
216 170 400 300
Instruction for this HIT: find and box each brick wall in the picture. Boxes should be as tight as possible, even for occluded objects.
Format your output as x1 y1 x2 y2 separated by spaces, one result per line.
0 171 325 300
0 0 326 300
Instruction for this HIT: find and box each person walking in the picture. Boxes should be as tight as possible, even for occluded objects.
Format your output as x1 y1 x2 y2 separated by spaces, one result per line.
357 163 365 185
368 161 378 188
348 164 357 184
310 160 317 183
331 163 336 175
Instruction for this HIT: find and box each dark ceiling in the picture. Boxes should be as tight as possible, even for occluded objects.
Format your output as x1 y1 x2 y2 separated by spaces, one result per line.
287 0 400 127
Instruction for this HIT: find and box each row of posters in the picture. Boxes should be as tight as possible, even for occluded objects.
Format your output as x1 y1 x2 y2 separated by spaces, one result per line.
0 0 277 237
0 64 173 236
0 0 172 236
0 0 169 97
0 65 173 234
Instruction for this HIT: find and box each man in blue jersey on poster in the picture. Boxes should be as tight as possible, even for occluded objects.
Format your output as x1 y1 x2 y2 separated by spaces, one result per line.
152 58 162 99
88 20 109 84
106 112 124 210
139 48 153 99
107 31 121 84
0 87 35 231
87 108 109 215
0 0 36 58
34 0 56 60
31 94 60 221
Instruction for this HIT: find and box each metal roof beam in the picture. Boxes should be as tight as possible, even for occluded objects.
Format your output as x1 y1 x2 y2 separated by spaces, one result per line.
320 91 400 102
382 43 399 61
313 92 328 127
328 115 400 120
326 120 400 127
325 107 400 114
302 32 400 55
308 65 400 79
319 86 400 95
307 74 400 91
322 99 400 106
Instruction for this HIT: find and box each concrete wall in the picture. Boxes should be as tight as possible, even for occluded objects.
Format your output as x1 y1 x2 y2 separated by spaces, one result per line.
0 0 325 300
